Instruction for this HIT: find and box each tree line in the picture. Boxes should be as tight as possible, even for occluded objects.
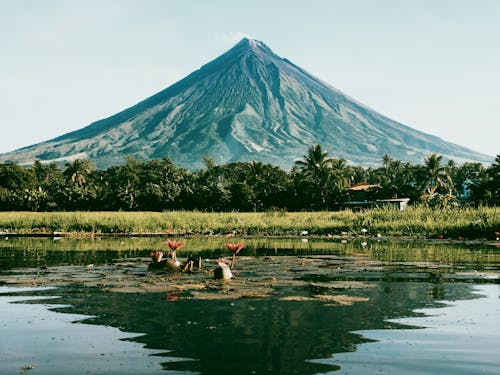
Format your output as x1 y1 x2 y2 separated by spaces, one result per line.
0 145 498 211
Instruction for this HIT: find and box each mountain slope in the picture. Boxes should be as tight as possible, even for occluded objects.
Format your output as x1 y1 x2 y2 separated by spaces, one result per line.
0 38 492 169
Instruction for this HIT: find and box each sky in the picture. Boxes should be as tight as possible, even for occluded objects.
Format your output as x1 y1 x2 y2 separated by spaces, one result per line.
1 0 499 157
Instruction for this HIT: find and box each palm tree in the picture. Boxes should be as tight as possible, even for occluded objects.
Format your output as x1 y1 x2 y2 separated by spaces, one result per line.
63 159 94 187
295 144 334 207
330 158 347 172
295 144 332 179
382 154 393 170
421 154 453 195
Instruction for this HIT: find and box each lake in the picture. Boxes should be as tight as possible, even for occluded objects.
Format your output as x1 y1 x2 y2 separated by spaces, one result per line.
1 237 499 374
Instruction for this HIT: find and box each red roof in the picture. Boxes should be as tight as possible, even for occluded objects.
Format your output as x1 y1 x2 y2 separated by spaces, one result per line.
348 183 382 191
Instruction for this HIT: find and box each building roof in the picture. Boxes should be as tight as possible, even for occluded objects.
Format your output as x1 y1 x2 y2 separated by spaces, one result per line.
348 183 382 191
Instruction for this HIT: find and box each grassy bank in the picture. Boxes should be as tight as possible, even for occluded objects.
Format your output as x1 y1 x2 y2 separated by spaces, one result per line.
0 207 498 239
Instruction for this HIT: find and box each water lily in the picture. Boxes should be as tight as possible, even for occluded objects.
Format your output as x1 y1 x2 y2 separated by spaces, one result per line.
150 251 164 263
226 242 244 268
214 258 233 280
166 240 185 265
167 240 185 250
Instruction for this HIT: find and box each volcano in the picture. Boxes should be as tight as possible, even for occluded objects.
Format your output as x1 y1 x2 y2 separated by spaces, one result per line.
0 38 492 169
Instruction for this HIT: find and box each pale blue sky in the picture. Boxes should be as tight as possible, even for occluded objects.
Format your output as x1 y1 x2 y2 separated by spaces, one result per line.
1 0 499 157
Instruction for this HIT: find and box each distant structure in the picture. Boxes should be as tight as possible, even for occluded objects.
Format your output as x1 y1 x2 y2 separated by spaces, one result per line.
344 183 410 211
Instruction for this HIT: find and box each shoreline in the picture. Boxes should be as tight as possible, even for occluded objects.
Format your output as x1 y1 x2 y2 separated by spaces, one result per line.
1 231 498 248
0 208 498 241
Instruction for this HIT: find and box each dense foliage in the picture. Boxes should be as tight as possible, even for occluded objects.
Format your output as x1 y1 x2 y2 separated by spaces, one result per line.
0 146 498 211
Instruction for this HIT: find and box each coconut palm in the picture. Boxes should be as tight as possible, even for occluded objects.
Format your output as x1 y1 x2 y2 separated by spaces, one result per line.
63 159 94 187
295 144 336 208
421 154 453 195
382 154 393 170
295 144 332 179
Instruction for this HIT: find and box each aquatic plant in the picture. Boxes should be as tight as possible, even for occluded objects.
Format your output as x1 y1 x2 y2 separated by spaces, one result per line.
150 251 163 263
213 258 233 280
166 240 185 250
166 240 185 264
226 242 244 268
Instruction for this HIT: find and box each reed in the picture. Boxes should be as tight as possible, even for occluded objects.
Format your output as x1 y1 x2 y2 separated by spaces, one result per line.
0 207 498 239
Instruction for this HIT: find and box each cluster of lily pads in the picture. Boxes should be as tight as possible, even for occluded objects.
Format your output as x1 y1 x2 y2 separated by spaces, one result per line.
149 240 244 280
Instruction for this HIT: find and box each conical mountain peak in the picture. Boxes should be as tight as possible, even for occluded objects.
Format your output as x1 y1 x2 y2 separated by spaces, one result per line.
220 37 277 63
0 39 492 169
234 37 269 50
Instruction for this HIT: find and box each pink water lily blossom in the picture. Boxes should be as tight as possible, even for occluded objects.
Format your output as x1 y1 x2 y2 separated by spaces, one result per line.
225 242 244 254
166 240 185 250
150 251 164 263
225 242 244 269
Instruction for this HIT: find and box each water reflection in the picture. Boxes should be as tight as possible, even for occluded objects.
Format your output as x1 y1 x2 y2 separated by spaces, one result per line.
0 238 499 374
0 287 170 375
316 284 500 375
13 281 476 375
1 237 500 272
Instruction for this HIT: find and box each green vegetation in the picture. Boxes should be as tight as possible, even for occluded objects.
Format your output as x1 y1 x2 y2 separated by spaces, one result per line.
0 147 499 212
0 207 498 239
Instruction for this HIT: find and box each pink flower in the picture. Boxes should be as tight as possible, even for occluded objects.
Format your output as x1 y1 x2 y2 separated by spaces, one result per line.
225 243 244 269
166 240 185 250
216 257 231 265
225 242 244 255
150 251 164 263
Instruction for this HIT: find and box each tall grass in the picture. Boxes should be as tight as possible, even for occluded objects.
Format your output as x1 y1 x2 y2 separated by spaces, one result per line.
0 207 498 239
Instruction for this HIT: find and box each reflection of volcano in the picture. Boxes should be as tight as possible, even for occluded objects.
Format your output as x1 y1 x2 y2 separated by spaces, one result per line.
46 282 463 375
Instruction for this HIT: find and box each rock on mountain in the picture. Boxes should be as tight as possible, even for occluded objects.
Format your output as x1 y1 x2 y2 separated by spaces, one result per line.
0 38 493 169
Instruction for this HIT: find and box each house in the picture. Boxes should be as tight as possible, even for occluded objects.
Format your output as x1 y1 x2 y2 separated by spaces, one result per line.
347 183 382 201
344 183 410 211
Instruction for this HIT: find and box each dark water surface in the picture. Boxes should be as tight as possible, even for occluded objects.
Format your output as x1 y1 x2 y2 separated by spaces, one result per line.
0 238 499 374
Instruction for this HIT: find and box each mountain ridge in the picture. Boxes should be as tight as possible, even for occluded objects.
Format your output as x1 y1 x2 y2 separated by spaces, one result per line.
0 38 493 169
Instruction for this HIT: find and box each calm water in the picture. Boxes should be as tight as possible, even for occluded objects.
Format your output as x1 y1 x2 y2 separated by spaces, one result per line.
0 238 499 374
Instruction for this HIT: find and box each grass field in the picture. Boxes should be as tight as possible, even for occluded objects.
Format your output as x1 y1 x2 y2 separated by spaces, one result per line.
0 207 498 239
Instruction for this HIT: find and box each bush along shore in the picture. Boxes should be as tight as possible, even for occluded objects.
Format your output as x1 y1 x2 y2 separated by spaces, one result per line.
0 207 498 240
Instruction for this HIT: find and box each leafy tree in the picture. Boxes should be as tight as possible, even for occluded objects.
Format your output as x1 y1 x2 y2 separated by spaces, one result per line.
0 162 36 210
63 159 94 187
294 144 335 209
61 159 96 210
136 158 190 211
420 154 453 195
472 155 500 206
0 149 498 211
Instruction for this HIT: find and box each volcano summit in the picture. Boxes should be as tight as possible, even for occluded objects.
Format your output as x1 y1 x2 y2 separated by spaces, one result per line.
0 38 492 169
